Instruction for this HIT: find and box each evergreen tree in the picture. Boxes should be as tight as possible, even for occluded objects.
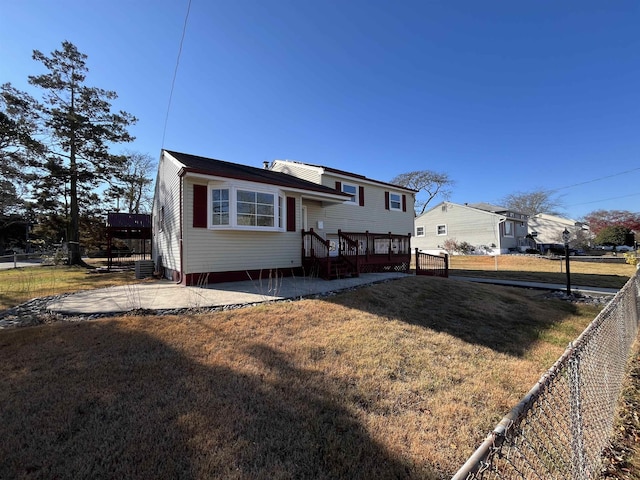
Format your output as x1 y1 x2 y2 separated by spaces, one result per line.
16 41 137 264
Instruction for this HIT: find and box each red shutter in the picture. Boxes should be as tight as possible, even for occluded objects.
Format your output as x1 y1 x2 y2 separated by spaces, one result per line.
402 194 407 212
286 197 296 232
384 191 390 210
193 184 208 228
335 181 342 192
359 186 365 206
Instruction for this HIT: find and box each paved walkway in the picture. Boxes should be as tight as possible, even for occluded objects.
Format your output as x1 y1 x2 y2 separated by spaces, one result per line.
45 272 620 316
46 272 410 315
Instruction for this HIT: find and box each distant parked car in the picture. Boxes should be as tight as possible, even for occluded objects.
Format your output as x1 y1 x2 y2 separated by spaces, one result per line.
615 245 635 252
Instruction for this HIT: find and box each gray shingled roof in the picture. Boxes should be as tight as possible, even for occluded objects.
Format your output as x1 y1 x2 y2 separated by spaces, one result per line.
165 150 350 198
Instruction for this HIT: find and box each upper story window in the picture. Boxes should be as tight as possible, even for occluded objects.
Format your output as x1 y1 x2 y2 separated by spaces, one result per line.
437 224 447 235
209 183 283 231
342 183 357 204
389 193 402 211
416 226 425 237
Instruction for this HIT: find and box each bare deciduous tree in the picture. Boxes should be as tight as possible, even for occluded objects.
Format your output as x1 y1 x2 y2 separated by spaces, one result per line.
390 170 454 215
500 189 564 217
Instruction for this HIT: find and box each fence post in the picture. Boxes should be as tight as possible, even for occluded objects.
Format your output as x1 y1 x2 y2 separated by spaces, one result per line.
444 253 449 277
415 248 420 274
14 252 17 269
569 352 586 480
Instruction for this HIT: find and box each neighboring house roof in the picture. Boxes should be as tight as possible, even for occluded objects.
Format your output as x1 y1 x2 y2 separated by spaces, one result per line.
164 150 351 200
417 201 514 220
271 159 418 193
466 202 528 217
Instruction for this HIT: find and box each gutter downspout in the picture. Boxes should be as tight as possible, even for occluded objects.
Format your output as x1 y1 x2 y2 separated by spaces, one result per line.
177 175 184 284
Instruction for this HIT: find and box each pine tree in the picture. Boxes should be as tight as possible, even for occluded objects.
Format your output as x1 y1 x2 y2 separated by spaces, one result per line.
22 41 137 264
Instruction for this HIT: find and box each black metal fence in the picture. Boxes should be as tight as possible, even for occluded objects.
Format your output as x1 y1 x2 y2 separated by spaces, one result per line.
415 248 449 278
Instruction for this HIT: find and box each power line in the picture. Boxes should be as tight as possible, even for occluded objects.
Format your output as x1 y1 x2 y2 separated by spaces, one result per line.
567 191 640 207
161 0 192 148
551 166 640 191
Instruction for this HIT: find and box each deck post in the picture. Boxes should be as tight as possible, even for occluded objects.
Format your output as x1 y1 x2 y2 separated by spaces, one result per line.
365 230 370 260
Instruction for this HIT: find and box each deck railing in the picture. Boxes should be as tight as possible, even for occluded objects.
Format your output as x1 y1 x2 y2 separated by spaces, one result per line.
303 229 412 277
337 230 360 276
302 229 331 278
338 231 411 258
415 248 449 277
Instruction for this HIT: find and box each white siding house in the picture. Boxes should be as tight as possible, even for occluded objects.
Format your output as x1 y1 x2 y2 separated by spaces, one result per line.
152 151 416 284
412 202 530 255
528 213 590 252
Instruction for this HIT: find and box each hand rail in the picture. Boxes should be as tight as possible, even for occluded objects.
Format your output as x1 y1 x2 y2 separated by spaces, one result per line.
338 230 360 275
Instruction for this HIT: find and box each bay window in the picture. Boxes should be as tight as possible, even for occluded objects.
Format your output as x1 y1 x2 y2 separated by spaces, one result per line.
209 183 284 231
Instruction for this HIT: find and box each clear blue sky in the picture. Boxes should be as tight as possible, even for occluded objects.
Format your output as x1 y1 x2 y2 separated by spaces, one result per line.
1 0 639 220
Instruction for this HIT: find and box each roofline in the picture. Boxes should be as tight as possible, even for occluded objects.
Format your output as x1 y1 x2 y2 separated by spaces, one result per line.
163 151 351 200
272 159 418 193
182 170 350 202
417 201 511 220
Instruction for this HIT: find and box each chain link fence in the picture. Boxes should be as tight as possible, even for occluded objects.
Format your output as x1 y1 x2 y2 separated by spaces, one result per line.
453 272 640 480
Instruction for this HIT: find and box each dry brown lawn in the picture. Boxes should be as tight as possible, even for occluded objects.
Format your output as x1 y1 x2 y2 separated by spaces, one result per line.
448 255 635 289
0 275 603 479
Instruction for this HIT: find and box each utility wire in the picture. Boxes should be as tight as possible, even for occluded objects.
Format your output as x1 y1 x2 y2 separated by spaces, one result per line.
161 0 192 148
551 166 640 191
567 191 640 207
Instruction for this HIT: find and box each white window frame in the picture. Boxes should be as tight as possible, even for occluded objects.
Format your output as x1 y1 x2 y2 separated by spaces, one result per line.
504 220 514 238
437 224 447 236
389 192 402 211
208 182 285 232
416 226 425 237
341 183 358 205
210 188 230 227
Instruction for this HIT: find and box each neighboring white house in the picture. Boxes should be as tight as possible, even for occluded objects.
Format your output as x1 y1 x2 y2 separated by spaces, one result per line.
152 150 416 284
527 213 590 252
412 201 530 254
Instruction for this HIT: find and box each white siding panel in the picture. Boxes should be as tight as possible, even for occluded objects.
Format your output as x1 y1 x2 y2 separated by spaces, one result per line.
316 173 414 236
183 179 303 273
152 152 182 271
412 203 502 252
270 161 321 184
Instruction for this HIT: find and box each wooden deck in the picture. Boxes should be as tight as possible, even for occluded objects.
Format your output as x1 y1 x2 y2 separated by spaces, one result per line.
302 229 412 280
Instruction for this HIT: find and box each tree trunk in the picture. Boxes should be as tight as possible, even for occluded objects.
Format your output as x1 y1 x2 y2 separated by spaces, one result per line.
68 131 81 265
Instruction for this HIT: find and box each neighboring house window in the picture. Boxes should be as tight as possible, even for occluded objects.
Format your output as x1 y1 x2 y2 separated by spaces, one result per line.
437 224 447 235
211 188 230 226
504 220 514 237
278 195 283 229
416 226 425 237
389 193 402 211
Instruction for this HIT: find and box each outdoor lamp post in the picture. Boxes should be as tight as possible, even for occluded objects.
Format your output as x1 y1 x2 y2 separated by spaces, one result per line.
562 228 571 295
